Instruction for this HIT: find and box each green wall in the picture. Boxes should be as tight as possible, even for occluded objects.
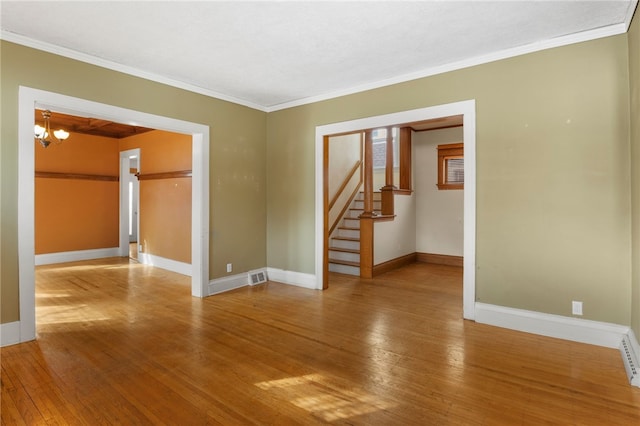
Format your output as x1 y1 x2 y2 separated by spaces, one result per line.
2 28 637 331
630 12 640 338
0 41 267 324
267 34 632 324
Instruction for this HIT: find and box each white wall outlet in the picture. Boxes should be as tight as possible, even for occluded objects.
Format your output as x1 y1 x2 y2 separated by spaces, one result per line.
572 301 583 316
226 263 232 273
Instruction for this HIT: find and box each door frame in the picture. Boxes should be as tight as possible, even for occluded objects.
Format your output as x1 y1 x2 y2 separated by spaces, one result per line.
17 86 210 343
315 100 477 320
120 148 141 252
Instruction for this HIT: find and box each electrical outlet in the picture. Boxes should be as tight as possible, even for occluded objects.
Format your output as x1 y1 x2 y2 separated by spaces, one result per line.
572 301 583 316
226 263 232 273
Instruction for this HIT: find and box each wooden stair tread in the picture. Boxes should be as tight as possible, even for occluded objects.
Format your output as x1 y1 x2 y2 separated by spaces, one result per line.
328 259 360 267
332 236 360 242
328 247 360 254
338 226 360 231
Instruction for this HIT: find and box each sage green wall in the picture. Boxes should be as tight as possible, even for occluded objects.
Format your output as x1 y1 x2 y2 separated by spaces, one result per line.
267 35 632 324
629 12 640 337
0 41 267 324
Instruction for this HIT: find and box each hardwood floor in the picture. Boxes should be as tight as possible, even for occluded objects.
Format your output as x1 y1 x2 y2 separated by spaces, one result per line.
2 258 639 424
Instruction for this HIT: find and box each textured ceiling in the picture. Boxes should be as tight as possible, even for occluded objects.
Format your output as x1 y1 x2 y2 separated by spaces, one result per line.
1 1 637 111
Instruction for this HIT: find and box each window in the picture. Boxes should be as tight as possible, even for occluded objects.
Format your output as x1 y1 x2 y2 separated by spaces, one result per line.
371 128 399 169
437 143 464 190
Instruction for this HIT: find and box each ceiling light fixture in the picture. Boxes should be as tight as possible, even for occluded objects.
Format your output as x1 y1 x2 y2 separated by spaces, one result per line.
34 110 69 148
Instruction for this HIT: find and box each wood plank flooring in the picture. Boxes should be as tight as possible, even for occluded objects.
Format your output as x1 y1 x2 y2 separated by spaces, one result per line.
2 258 640 424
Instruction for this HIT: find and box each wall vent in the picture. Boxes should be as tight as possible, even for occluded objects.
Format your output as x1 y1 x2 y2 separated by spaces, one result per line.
620 334 640 387
249 271 267 286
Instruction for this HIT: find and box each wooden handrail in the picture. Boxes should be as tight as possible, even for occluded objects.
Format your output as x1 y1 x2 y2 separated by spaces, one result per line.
35 171 118 181
328 182 363 236
136 170 192 180
328 160 362 210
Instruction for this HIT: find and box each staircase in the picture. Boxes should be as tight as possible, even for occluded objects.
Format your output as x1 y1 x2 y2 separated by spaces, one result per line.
328 191 381 276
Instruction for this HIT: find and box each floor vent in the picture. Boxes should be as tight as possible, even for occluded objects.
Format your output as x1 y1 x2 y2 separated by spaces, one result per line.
620 334 640 387
249 271 267 285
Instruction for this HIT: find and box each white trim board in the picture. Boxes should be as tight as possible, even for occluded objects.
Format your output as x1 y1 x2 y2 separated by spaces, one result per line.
315 100 476 319
475 302 629 349
208 273 251 296
138 253 192 277
266 268 318 290
35 248 120 266
208 268 269 296
16 86 210 345
621 330 640 387
1 322 21 347
2 17 633 113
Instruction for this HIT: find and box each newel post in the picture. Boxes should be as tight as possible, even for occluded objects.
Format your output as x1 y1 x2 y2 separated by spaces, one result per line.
359 130 376 278
380 126 396 216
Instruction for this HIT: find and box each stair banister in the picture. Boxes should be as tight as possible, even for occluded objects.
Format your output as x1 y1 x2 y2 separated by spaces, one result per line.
380 126 396 216
360 130 376 219
328 160 363 236
359 129 376 278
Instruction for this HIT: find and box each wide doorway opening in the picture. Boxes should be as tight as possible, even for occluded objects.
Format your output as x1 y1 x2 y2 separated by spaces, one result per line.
315 100 476 320
17 87 210 344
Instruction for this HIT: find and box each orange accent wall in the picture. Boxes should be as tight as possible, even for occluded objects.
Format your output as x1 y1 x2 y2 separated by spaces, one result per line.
120 130 192 263
35 179 119 253
139 179 192 263
35 128 191 262
120 130 192 173
35 133 120 254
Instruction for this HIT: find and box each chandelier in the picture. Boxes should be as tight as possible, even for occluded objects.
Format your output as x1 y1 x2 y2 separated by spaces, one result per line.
34 110 70 148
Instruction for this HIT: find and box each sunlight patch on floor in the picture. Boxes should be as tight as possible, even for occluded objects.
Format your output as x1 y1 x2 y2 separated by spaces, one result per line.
255 373 397 422
37 304 114 326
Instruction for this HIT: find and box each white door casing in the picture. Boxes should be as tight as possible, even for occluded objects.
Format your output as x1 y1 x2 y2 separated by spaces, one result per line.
17 86 210 344
120 149 140 249
315 100 476 320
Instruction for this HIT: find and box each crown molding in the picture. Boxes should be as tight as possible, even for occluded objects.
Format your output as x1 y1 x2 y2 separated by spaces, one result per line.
0 30 268 112
2 15 633 114
265 22 629 112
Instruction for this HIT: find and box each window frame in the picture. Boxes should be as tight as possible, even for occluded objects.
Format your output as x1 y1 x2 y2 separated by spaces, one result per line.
437 142 464 190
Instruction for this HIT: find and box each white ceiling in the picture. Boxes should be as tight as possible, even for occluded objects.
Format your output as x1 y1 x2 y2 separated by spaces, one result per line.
1 1 637 112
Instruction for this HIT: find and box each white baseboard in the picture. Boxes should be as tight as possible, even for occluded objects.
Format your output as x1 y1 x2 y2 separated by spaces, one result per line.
208 272 250 295
266 268 318 289
475 302 629 349
35 247 120 265
208 268 269 295
1 321 21 347
138 253 192 277
620 329 640 387
628 329 640 360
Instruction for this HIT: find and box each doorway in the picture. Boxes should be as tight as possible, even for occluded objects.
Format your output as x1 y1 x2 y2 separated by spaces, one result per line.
17 87 210 344
315 100 476 320
120 149 141 261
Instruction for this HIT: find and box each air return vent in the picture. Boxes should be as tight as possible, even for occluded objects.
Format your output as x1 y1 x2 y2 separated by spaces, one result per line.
620 334 640 387
249 271 267 286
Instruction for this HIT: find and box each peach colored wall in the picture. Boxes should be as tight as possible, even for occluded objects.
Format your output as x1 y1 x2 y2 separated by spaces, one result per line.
34 133 120 254
120 130 192 263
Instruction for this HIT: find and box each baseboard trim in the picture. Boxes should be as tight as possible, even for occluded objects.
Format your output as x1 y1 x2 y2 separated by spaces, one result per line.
475 302 629 349
35 247 120 265
266 268 318 289
1 321 21 347
620 329 640 387
373 253 416 276
208 273 249 295
138 253 192 277
416 252 463 267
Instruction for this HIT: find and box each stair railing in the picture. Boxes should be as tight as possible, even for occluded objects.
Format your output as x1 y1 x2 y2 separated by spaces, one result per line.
359 129 376 277
328 159 363 236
